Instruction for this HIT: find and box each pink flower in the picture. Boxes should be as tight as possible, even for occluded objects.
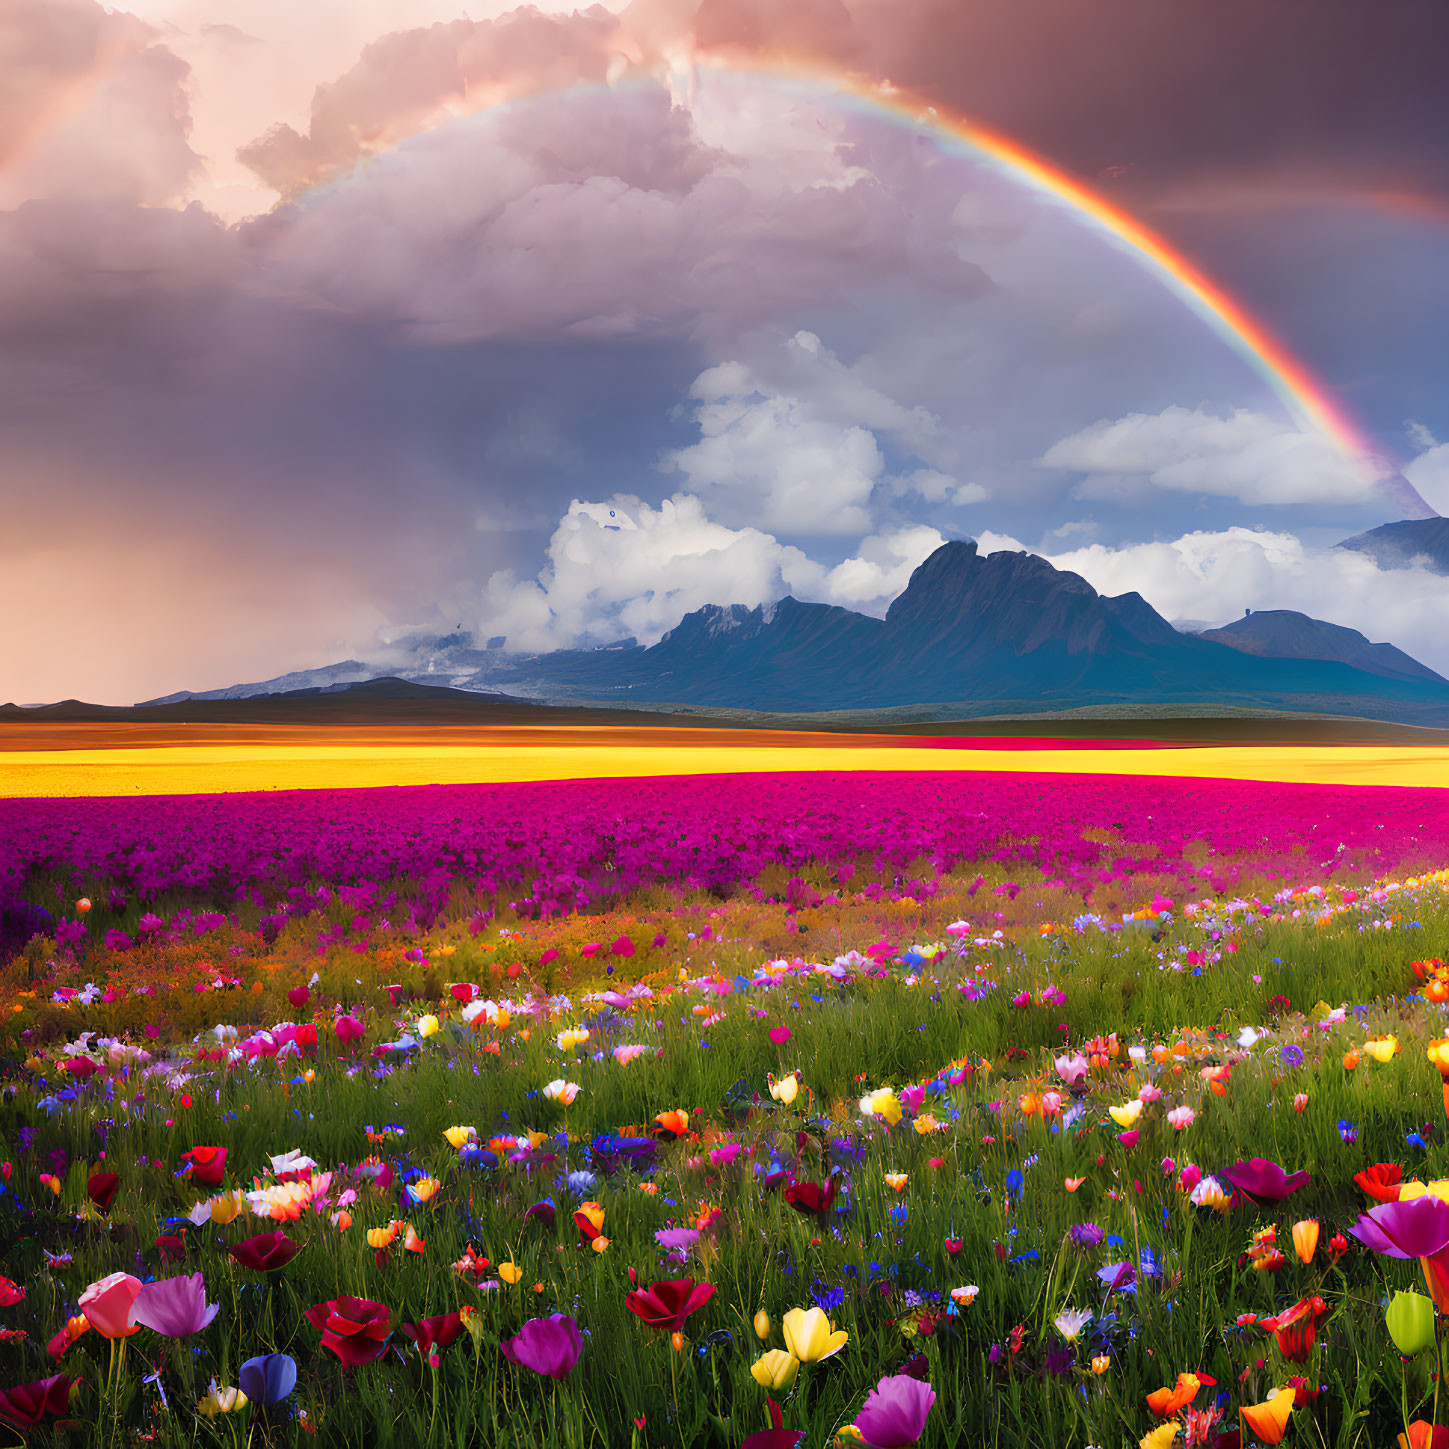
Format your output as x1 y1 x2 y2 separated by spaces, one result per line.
1138 1085 1162 1104
1167 1106 1195 1131
79 1273 143 1339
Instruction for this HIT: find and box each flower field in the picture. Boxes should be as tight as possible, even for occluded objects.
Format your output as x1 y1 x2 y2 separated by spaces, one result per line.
3 770 1449 1447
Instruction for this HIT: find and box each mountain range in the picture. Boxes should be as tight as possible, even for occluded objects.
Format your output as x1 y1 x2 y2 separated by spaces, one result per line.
99 523 1449 726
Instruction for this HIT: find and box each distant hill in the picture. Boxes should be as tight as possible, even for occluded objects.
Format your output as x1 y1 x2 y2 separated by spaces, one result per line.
1337 517 1449 574
1196 609 1444 684
59 539 1449 728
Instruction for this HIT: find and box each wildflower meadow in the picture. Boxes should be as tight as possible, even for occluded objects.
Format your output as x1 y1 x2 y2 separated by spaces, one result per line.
2 769 1449 1448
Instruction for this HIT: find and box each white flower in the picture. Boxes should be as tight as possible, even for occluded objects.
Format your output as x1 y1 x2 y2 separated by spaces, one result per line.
1054 1308 1093 1341
543 1079 580 1105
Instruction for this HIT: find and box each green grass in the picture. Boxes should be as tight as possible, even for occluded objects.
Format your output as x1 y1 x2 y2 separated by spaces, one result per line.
2 871 1449 1447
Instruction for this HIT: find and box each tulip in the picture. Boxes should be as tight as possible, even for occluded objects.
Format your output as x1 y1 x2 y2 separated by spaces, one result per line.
1260 1295 1329 1363
237 1354 296 1407
884 1173 908 1193
754 1310 771 1339
1240 1387 1294 1444
78 1273 142 1339
1091 1355 1110 1374
443 1126 475 1149
769 1074 799 1105
229 1232 300 1273
305 1297 392 1367
781 1306 848 1363
86 1171 119 1212
575 1201 605 1243
133 1274 219 1338
1356 1163 1404 1202
1140 1427 1181 1449
1292 1220 1320 1265
500 1314 582 1378
1109 1101 1143 1129
750 1350 799 1391
543 1079 580 1105
625 1277 716 1332
499 1262 523 1285
851 1373 937 1447
334 1015 365 1046
1387 1291 1437 1357
0 1375 74 1428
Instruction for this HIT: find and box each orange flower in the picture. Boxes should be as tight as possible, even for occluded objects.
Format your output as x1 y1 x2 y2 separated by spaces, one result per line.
1146 1373 1201 1418
652 1110 690 1140
1065 1177 1086 1192
1292 1220 1320 1265
1342 1049 1360 1070
1240 1388 1294 1444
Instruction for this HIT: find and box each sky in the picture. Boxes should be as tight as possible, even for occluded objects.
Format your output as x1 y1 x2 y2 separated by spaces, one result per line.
4 0 1449 704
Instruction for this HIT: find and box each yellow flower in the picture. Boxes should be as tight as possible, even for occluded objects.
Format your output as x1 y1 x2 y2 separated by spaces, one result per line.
576 1201 605 1233
884 1173 908 1193
443 1126 476 1149
415 1015 440 1039
912 1114 941 1134
1429 1038 1449 1080
499 1262 523 1284
750 1350 800 1390
556 1028 590 1051
1397 1180 1449 1203
753 1310 771 1341
1292 1219 1319 1265
769 1074 800 1105
782 1307 849 1363
198 1383 247 1419
409 1177 441 1204
208 1191 244 1226
1140 1426 1181 1449
367 1223 400 1250
1108 1100 1143 1129
1091 1355 1110 1374
859 1089 902 1126
1363 1035 1400 1063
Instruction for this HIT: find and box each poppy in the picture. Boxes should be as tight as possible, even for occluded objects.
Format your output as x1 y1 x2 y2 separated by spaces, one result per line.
0 1374 74 1428
623 1277 715 1333
1355 1163 1404 1203
784 1178 838 1221
1259 1296 1329 1364
184 1147 228 1188
228 1232 301 1273
305 1298 393 1367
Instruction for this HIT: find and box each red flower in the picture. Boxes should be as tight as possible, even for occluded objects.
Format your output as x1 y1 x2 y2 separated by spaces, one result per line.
306 1297 393 1367
183 1147 227 1188
86 1172 118 1213
401 1313 463 1364
0 1279 24 1308
287 985 311 1009
624 1278 716 1333
741 1397 805 1449
229 1232 301 1273
1400 1423 1449 1449
0 1374 74 1427
1261 1295 1330 1363
783 1178 838 1220
1355 1163 1404 1203
1287 1376 1321 1408
154 1236 186 1265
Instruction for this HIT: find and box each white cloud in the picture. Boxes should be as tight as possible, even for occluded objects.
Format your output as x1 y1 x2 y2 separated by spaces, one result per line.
1405 442 1449 515
478 497 948 651
1041 405 1383 507
989 526 1449 673
659 361 883 534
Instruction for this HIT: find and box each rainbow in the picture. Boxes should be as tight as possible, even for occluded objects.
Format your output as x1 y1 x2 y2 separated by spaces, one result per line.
310 62 1437 516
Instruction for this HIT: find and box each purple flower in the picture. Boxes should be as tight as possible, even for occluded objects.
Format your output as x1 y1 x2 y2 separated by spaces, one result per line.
238 1354 296 1406
1069 1222 1104 1250
132 1273 220 1338
655 1228 700 1260
1096 1262 1136 1293
500 1314 582 1379
1222 1158 1311 1204
854 1372 937 1448
1280 1045 1304 1068
1348 1195 1449 1259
